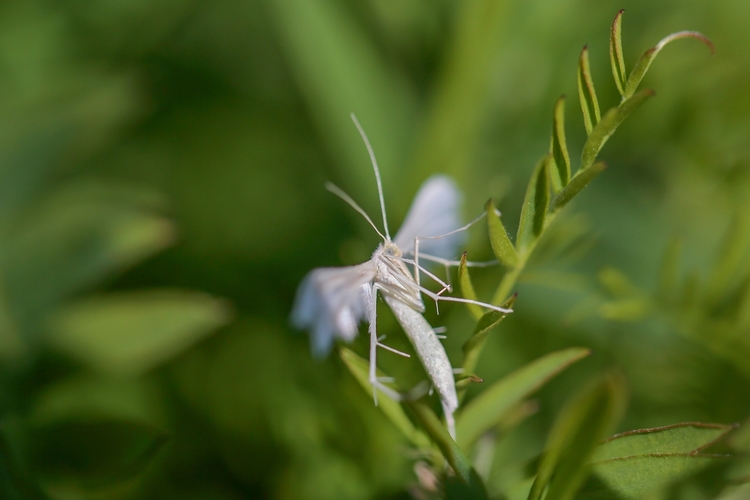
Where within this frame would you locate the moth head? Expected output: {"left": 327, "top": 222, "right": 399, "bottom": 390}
{"left": 383, "top": 242, "right": 402, "bottom": 258}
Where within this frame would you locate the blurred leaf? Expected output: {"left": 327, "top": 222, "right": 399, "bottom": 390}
{"left": 3, "top": 197, "right": 175, "bottom": 328}
{"left": 461, "top": 295, "right": 516, "bottom": 390}
{"left": 551, "top": 162, "right": 606, "bottom": 211}
{"left": 549, "top": 96, "right": 571, "bottom": 193}
{"left": 624, "top": 30, "right": 715, "bottom": 100}
{"left": 528, "top": 374, "right": 627, "bottom": 500}
{"left": 49, "top": 290, "right": 231, "bottom": 375}
{"left": 599, "top": 298, "right": 650, "bottom": 322}
{"left": 577, "top": 46, "right": 601, "bottom": 135}
{"left": 486, "top": 200, "right": 518, "bottom": 268}
{"left": 28, "top": 418, "right": 167, "bottom": 491}
{"left": 459, "top": 252, "right": 483, "bottom": 320}
{"left": 339, "top": 347, "right": 431, "bottom": 449}
{"left": 591, "top": 422, "right": 736, "bottom": 462}
{"left": 456, "top": 348, "right": 591, "bottom": 450}
{"left": 405, "top": 400, "right": 484, "bottom": 495}
{"left": 411, "top": 0, "right": 510, "bottom": 185}
{"left": 706, "top": 212, "right": 750, "bottom": 307}
{"left": 598, "top": 267, "right": 640, "bottom": 298}
{"left": 516, "top": 156, "right": 550, "bottom": 255}
{"left": 266, "top": 0, "right": 415, "bottom": 198}
{"left": 609, "top": 10, "right": 627, "bottom": 96}
{"left": 580, "top": 89, "right": 654, "bottom": 170}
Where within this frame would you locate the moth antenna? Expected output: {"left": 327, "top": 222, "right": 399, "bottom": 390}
{"left": 350, "top": 113, "right": 391, "bottom": 240}
{"left": 326, "top": 182, "right": 386, "bottom": 241}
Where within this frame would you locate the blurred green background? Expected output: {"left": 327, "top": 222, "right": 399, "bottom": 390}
{"left": 0, "top": 0, "right": 748, "bottom": 498}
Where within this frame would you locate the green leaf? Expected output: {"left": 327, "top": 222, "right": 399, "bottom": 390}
{"left": 405, "top": 400, "right": 484, "bottom": 495}
{"left": 48, "top": 290, "right": 231, "bottom": 375}
{"left": 486, "top": 199, "right": 518, "bottom": 267}
{"left": 456, "top": 347, "right": 591, "bottom": 449}
{"left": 516, "top": 156, "right": 550, "bottom": 254}
{"left": 598, "top": 298, "right": 650, "bottom": 322}
{"left": 591, "top": 422, "right": 736, "bottom": 462}
{"left": 528, "top": 374, "right": 627, "bottom": 500}
{"left": 624, "top": 31, "right": 715, "bottom": 100}
{"left": 339, "top": 347, "right": 431, "bottom": 449}
{"left": 706, "top": 212, "right": 750, "bottom": 307}
{"left": 609, "top": 9, "right": 627, "bottom": 96}
{"left": 577, "top": 45, "right": 601, "bottom": 135}
{"left": 581, "top": 89, "right": 654, "bottom": 170}
{"left": 597, "top": 267, "right": 640, "bottom": 298}
{"left": 461, "top": 295, "right": 516, "bottom": 387}
{"left": 551, "top": 162, "right": 606, "bottom": 211}
{"left": 592, "top": 455, "right": 729, "bottom": 499}
{"left": 27, "top": 418, "right": 168, "bottom": 490}
{"left": 549, "top": 96, "right": 571, "bottom": 193}
{"left": 459, "top": 252, "right": 483, "bottom": 320}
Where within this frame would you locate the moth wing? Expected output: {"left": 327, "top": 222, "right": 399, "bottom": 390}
{"left": 291, "top": 262, "right": 375, "bottom": 356}
{"left": 393, "top": 175, "right": 464, "bottom": 259}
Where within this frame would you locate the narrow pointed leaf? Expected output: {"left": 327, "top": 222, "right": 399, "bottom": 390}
{"left": 457, "top": 347, "right": 591, "bottom": 449}
{"left": 339, "top": 348, "right": 431, "bottom": 449}
{"left": 528, "top": 374, "right": 627, "bottom": 500}
{"left": 516, "top": 156, "right": 550, "bottom": 254}
{"left": 610, "top": 9, "right": 627, "bottom": 96}
{"left": 459, "top": 253, "right": 483, "bottom": 320}
{"left": 549, "top": 96, "right": 571, "bottom": 192}
{"left": 461, "top": 295, "right": 516, "bottom": 386}
{"left": 581, "top": 89, "right": 654, "bottom": 169}
{"left": 578, "top": 45, "right": 601, "bottom": 135}
{"left": 405, "top": 400, "right": 484, "bottom": 494}
{"left": 551, "top": 162, "right": 606, "bottom": 210}
{"left": 624, "top": 31, "right": 714, "bottom": 99}
{"left": 591, "top": 422, "right": 736, "bottom": 463}
{"left": 706, "top": 212, "right": 750, "bottom": 305}
{"left": 486, "top": 200, "right": 518, "bottom": 267}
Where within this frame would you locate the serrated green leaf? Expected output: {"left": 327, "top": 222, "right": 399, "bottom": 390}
{"left": 609, "top": 9, "right": 627, "bottom": 96}
{"left": 457, "top": 348, "right": 591, "bottom": 450}
{"left": 486, "top": 200, "right": 518, "bottom": 267}
{"left": 339, "top": 348, "right": 431, "bottom": 449}
{"left": 516, "top": 156, "right": 550, "bottom": 254}
{"left": 405, "top": 400, "right": 484, "bottom": 494}
{"left": 581, "top": 89, "right": 654, "bottom": 169}
{"left": 528, "top": 374, "right": 627, "bottom": 500}
{"left": 624, "top": 31, "right": 715, "bottom": 99}
{"left": 592, "top": 422, "right": 736, "bottom": 462}
{"left": 551, "top": 162, "right": 606, "bottom": 210}
{"left": 592, "top": 454, "right": 729, "bottom": 499}
{"left": 48, "top": 290, "right": 231, "bottom": 375}
{"left": 658, "top": 237, "right": 683, "bottom": 303}
{"left": 459, "top": 253, "right": 483, "bottom": 320}
{"left": 461, "top": 295, "right": 516, "bottom": 387}
{"left": 549, "top": 96, "right": 571, "bottom": 193}
{"left": 578, "top": 45, "right": 601, "bottom": 135}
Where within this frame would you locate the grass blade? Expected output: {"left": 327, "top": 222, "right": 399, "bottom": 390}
{"left": 578, "top": 45, "right": 601, "bottom": 135}
{"left": 549, "top": 96, "right": 571, "bottom": 193}
{"left": 339, "top": 348, "right": 431, "bottom": 449}
{"left": 581, "top": 89, "right": 654, "bottom": 169}
{"left": 456, "top": 348, "right": 591, "bottom": 449}
{"left": 610, "top": 9, "right": 627, "bottom": 96}
{"left": 528, "top": 374, "right": 627, "bottom": 500}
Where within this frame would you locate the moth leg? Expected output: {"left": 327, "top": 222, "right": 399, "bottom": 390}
{"left": 368, "top": 284, "right": 405, "bottom": 405}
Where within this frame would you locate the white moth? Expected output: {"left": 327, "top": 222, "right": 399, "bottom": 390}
{"left": 291, "top": 115, "right": 511, "bottom": 438}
